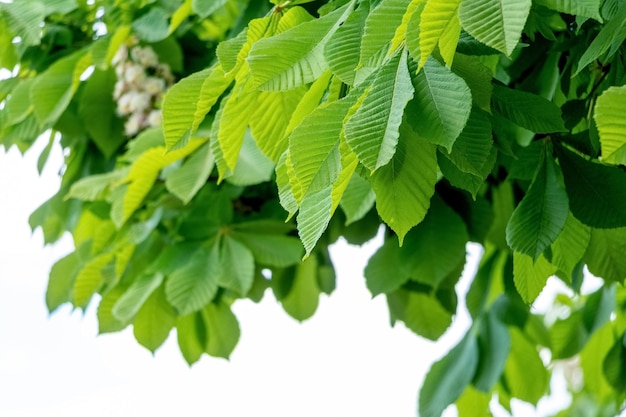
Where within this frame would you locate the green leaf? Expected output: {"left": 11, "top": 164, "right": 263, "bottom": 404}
{"left": 550, "top": 310, "right": 588, "bottom": 359}
{"left": 534, "top": 0, "right": 602, "bottom": 21}
{"left": 456, "top": 386, "right": 491, "bottom": 417}
{"left": 408, "top": 57, "right": 472, "bottom": 152}
{"left": 165, "top": 245, "right": 219, "bottom": 315}
{"left": 371, "top": 121, "right": 437, "bottom": 243}
{"left": 280, "top": 255, "right": 321, "bottom": 321}
{"left": 31, "top": 50, "right": 91, "bottom": 127}
{"left": 112, "top": 273, "right": 164, "bottom": 322}
{"left": 231, "top": 230, "right": 303, "bottom": 268}
{"left": 247, "top": 5, "right": 352, "bottom": 91}
{"left": 503, "top": 328, "right": 549, "bottom": 404}
{"left": 400, "top": 197, "right": 469, "bottom": 288}
{"left": 550, "top": 212, "right": 590, "bottom": 277}
{"left": 4, "top": 78, "right": 35, "bottom": 126}
{"left": 133, "top": 285, "right": 177, "bottom": 353}
{"left": 202, "top": 300, "right": 240, "bottom": 359}
{"left": 585, "top": 227, "right": 626, "bottom": 283}
{"left": 97, "top": 287, "right": 129, "bottom": 334}
{"left": 473, "top": 310, "right": 511, "bottom": 392}
{"left": 513, "top": 251, "right": 557, "bottom": 303}
{"left": 450, "top": 54, "right": 493, "bottom": 112}
{"left": 73, "top": 252, "right": 115, "bottom": 309}
{"left": 387, "top": 288, "right": 454, "bottom": 340}
{"left": 419, "top": 0, "right": 462, "bottom": 67}
{"left": 344, "top": 49, "right": 414, "bottom": 171}
{"left": 132, "top": 7, "right": 169, "bottom": 43}
{"left": 192, "top": 0, "right": 228, "bottom": 18}
{"left": 1, "top": 1, "right": 45, "bottom": 46}
{"left": 176, "top": 313, "right": 206, "bottom": 365}
{"left": 576, "top": 3, "right": 626, "bottom": 74}
{"left": 594, "top": 85, "right": 626, "bottom": 165}
{"left": 46, "top": 251, "right": 80, "bottom": 313}
{"left": 506, "top": 145, "right": 569, "bottom": 260}
{"left": 603, "top": 332, "right": 626, "bottom": 391}
{"left": 165, "top": 143, "right": 215, "bottom": 204}
{"left": 419, "top": 333, "right": 479, "bottom": 417}
{"left": 339, "top": 174, "right": 375, "bottom": 225}
{"left": 78, "top": 68, "right": 125, "bottom": 158}
{"left": 491, "top": 84, "right": 566, "bottom": 133}
{"left": 227, "top": 132, "right": 275, "bottom": 187}
{"left": 359, "top": 0, "right": 407, "bottom": 67}
{"left": 364, "top": 237, "right": 408, "bottom": 296}
{"left": 216, "top": 236, "right": 255, "bottom": 296}
{"left": 324, "top": 0, "right": 369, "bottom": 85}
{"left": 444, "top": 107, "right": 493, "bottom": 176}
{"left": 556, "top": 144, "right": 626, "bottom": 228}
{"left": 66, "top": 170, "right": 128, "bottom": 202}
{"left": 162, "top": 65, "right": 232, "bottom": 151}
{"left": 296, "top": 186, "right": 334, "bottom": 255}
{"left": 458, "top": 0, "right": 532, "bottom": 56}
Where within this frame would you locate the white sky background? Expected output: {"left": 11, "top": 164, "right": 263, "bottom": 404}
{"left": 0, "top": 138, "right": 573, "bottom": 416}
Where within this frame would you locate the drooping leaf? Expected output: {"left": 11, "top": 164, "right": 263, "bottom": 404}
{"left": 585, "top": 227, "right": 626, "bottom": 283}
{"left": 594, "top": 85, "right": 626, "bottom": 165}
{"left": 176, "top": 313, "right": 206, "bottom": 365}
{"left": 387, "top": 288, "right": 454, "bottom": 340}
{"left": 534, "top": 0, "right": 602, "bottom": 21}
{"left": 550, "top": 212, "right": 590, "bottom": 277}
{"left": 407, "top": 57, "right": 472, "bottom": 152}
{"left": 112, "top": 273, "right": 164, "bottom": 322}
{"left": 279, "top": 255, "right": 321, "bottom": 321}
{"left": 165, "top": 143, "right": 214, "bottom": 204}
{"left": 202, "top": 300, "right": 240, "bottom": 359}
{"left": 344, "top": 49, "right": 414, "bottom": 171}
{"left": 512, "top": 251, "right": 557, "bottom": 303}
{"left": 73, "top": 252, "right": 115, "bottom": 309}
{"left": 444, "top": 107, "right": 493, "bottom": 176}
{"left": 162, "top": 65, "right": 232, "bottom": 151}
{"left": 364, "top": 237, "right": 408, "bottom": 296}
{"left": 473, "top": 310, "right": 511, "bottom": 392}
{"left": 506, "top": 144, "right": 569, "bottom": 260}
{"left": 370, "top": 120, "right": 438, "bottom": 243}
{"left": 133, "top": 284, "right": 177, "bottom": 353}
{"left": 419, "top": 0, "right": 462, "bottom": 68}
{"left": 216, "top": 236, "right": 255, "bottom": 296}
{"left": 556, "top": 144, "right": 626, "bottom": 228}
{"left": 455, "top": 386, "right": 491, "bottom": 417}
{"left": 502, "top": 328, "right": 549, "bottom": 404}
{"left": 458, "top": 0, "right": 532, "bottom": 56}
{"left": 491, "top": 84, "right": 566, "bottom": 134}
{"left": 46, "top": 251, "right": 80, "bottom": 313}
{"left": 339, "top": 174, "right": 376, "bottom": 225}
{"left": 419, "top": 333, "right": 479, "bottom": 417}
{"left": 247, "top": 5, "right": 352, "bottom": 91}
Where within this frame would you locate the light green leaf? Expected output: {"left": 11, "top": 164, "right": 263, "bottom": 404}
{"left": 1, "top": 1, "right": 45, "bottom": 46}
{"left": 345, "top": 49, "right": 414, "bottom": 171}
{"left": 216, "top": 236, "right": 255, "bottom": 296}
{"left": 550, "top": 212, "right": 590, "bottom": 277}
{"left": 31, "top": 50, "right": 91, "bottom": 127}
{"left": 176, "top": 313, "right": 206, "bottom": 365}
{"left": 585, "top": 227, "right": 626, "bottom": 283}
{"left": 215, "top": 89, "right": 255, "bottom": 175}
{"left": 276, "top": 152, "right": 299, "bottom": 217}
{"left": 73, "top": 252, "right": 115, "bottom": 309}
{"left": 324, "top": 1, "right": 369, "bottom": 85}
{"left": 535, "top": 0, "right": 602, "bottom": 21}
{"left": 594, "top": 85, "right": 626, "bottom": 165}
{"left": 359, "top": 0, "right": 407, "bottom": 66}
{"left": 132, "top": 7, "right": 169, "bottom": 43}
{"left": 133, "top": 285, "right": 177, "bottom": 353}
{"left": 491, "top": 84, "right": 566, "bottom": 133}
{"left": 556, "top": 144, "right": 626, "bottom": 228}
{"left": 371, "top": 120, "right": 437, "bottom": 243}
{"left": 513, "top": 251, "right": 557, "bottom": 303}
{"left": 503, "top": 328, "right": 549, "bottom": 404}
{"left": 227, "top": 131, "right": 276, "bottom": 186}
{"left": 97, "top": 287, "right": 128, "bottom": 334}
{"left": 506, "top": 145, "right": 568, "bottom": 260}
{"left": 4, "top": 78, "right": 35, "bottom": 126}
{"left": 339, "top": 174, "right": 376, "bottom": 225}
{"left": 202, "top": 300, "right": 241, "bottom": 359}
{"left": 280, "top": 255, "right": 321, "bottom": 321}
{"left": 419, "top": 0, "right": 462, "bottom": 67}
{"left": 165, "top": 143, "right": 214, "bottom": 204}
{"left": 456, "top": 386, "right": 491, "bottom": 417}
{"left": 390, "top": 287, "right": 454, "bottom": 340}
{"left": 66, "top": 169, "right": 128, "bottom": 202}
{"left": 46, "top": 251, "right": 80, "bottom": 313}
{"left": 364, "top": 237, "right": 408, "bottom": 296}
{"left": 192, "top": 0, "right": 228, "bottom": 17}
{"left": 43, "top": 0, "right": 78, "bottom": 15}
{"left": 112, "top": 273, "right": 164, "bottom": 322}
{"left": 247, "top": 4, "right": 352, "bottom": 91}
{"left": 296, "top": 186, "right": 334, "bottom": 255}
{"left": 459, "top": 0, "right": 532, "bottom": 56}
{"left": 419, "top": 333, "right": 479, "bottom": 417}
{"left": 408, "top": 57, "right": 472, "bottom": 152}
{"left": 165, "top": 245, "right": 219, "bottom": 315}
{"left": 162, "top": 65, "right": 232, "bottom": 151}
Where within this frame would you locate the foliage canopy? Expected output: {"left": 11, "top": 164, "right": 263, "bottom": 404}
{"left": 3, "top": 0, "right": 626, "bottom": 415}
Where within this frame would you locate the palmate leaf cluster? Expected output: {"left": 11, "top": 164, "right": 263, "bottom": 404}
{"left": 4, "top": 0, "right": 626, "bottom": 415}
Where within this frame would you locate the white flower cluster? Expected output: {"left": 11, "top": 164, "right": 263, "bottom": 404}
{"left": 112, "top": 40, "right": 174, "bottom": 137}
